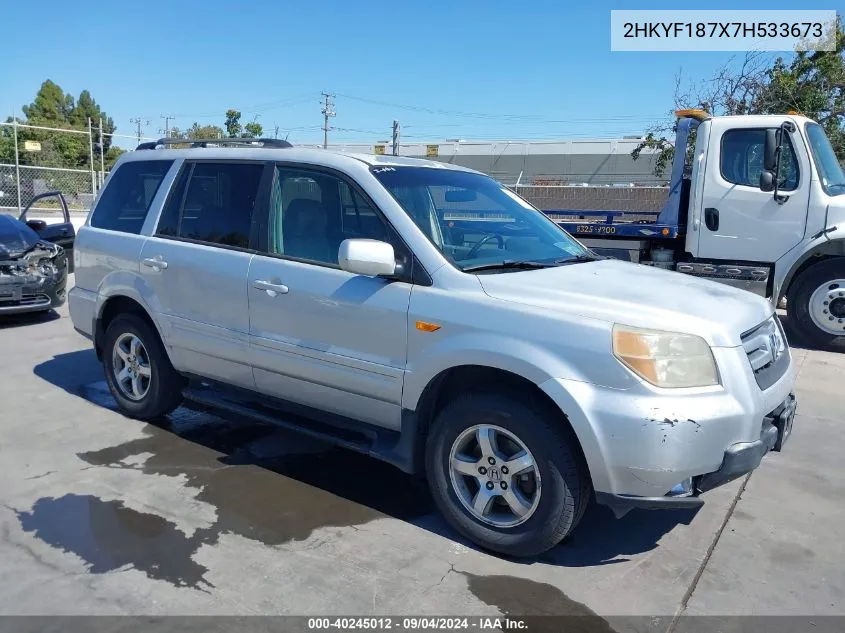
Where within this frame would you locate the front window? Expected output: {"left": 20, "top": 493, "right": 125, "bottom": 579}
{"left": 806, "top": 123, "right": 845, "bottom": 196}
{"left": 371, "top": 167, "right": 589, "bottom": 272}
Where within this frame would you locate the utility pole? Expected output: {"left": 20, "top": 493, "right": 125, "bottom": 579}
{"left": 392, "top": 120, "right": 400, "bottom": 156}
{"left": 321, "top": 92, "right": 335, "bottom": 149}
{"left": 98, "top": 117, "right": 105, "bottom": 188}
{"left": 130, "top": 117, "right": 150, "bottom": 143}
{"left": 160, "top": 114, "right": 174, "bottom": 138}
{"left": 273, "top": 124, "right": 280, "bottom": 139}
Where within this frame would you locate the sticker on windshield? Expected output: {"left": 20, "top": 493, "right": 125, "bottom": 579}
{"left": 500, "top": 187, "right": 536, "bottom": 210}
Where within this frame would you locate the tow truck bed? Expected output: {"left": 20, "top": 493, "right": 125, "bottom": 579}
{"left": 547, "top": 209, "right": 682, "bottom": 241}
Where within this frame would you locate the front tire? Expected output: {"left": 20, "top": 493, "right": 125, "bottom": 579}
{"left": 102, "top": 313, "right": 184, "bottom": 419}
{"left": 787, "top": 259, "right": 845, "bottom": 351}
{"left": 425, "top": 392, "right": 589, "bottom": 557}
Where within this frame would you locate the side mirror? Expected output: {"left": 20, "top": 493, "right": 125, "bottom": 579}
{"left": 338, "top": 239, "right": 397, "bottom": 277}
{"left": 25, "top": 219, "right": 48, "bottom": 233}
{"left": 759, "top": 171, "right": 775, "bottom": 192}
{"left": 763, "top": 128, "right": 779, "bottom": 172}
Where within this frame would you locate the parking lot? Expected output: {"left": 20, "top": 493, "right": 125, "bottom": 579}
{"left": 1, "top": 280, "right": 843, "bottom": 629}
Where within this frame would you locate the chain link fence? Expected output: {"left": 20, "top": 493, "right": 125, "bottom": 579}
{"left": 0, "top": 120, "right": 153, "bottom": 214}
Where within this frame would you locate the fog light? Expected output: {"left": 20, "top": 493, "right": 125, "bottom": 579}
{"left": 668, "top": 477, "right": 693, "bottom": 497}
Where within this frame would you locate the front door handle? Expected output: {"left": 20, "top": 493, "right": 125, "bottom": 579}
{"left": 704, "top": 208, "right": 720, "bottom": 232}
{"left": 142, "top": 256, "right": 168, "bottom": 270}
{"left": 253, "top": 279, "right": 289, "bottom": 296}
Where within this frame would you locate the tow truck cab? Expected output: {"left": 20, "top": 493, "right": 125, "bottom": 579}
{"left": 557, "top": 109, "right": 845, "bottom": 350}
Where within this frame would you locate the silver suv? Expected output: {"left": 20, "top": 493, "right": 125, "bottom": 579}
{"left": 69, "top": 138, "right": 797, "bottom": 556}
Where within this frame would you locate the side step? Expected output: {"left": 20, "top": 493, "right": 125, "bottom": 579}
{"left": 180, "top": 385, "right": 421, "bottom": 474}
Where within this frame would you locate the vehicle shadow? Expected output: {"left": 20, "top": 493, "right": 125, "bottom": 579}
{"left": 33, "top": 348, "right": 695, "bottom": 567}
{"left": 0, "top": 309, "right": 61, "bottom": 329}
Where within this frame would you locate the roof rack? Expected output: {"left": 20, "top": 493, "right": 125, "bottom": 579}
{"left": 136, "top": 137, "right": 293, "bottom": 150}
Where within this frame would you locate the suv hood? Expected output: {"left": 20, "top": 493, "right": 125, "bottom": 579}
{"left": 477, "top": 259, "right": 774, "bottom": 347}
{"left": 0, "top": 214, "right": 40, "bottom": 260}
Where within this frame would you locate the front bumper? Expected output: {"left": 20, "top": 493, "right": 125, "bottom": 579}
{"left": 0, "top": 274, "right": 67, "bottom": 314}
{"left": 597, "top": 393, "right": 797, "bottom": 516}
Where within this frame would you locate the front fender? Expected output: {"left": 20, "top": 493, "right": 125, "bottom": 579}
{"left": 402, "top": 331, "right": 585, "bottom": 411}
{"left": 402, "top": 333, "right": 615, "bottom": 494}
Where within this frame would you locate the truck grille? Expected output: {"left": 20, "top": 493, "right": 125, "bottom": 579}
{"left": 741, "top": 317, "right": 790, "bottom": 390}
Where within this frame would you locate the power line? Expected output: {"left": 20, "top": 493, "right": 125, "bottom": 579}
{"left": 321, "top": 92, "right": 336, "bottom": 149}
{"left": 336, "top": 92, "right": 664, "bottom": 126}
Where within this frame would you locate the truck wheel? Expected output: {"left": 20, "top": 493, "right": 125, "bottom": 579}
{"left": 102, "top": 313, "right": 184, "bottom": 419}
{"left": 425, "top": 392, "right": 588, "bottom": 557}
{"left": 787, "top": 259, "right": 845, "bottom": 351}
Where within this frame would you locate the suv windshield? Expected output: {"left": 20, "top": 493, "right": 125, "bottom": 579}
{"left": 371, "top": 166, "right": 589, "bottom": 271}
{"left": 806, "top": 123, "right": 845, "bottom": 195}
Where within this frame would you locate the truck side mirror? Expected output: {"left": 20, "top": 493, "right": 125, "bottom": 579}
{"left": 763, "top": 129, "right": 778, "bottom": 171}
{"left": 759, "top": 170, "right": 775, "bottom": 192}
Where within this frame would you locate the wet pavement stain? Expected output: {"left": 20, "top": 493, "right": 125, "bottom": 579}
{"left": 16, "top": 494, "right": 212, "bottom": 590}
{"left": 27, "top": 381, "right": 436, "bottom": 587}
{"left": 462, "top": 572, "right": 616, "bottom": 632}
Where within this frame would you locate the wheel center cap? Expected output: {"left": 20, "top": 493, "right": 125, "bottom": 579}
{"left": 830, "top": 297, "right": 845, "bottom": 318}
{"left": 488, "top": 467, "right": 501, "bottom": 482}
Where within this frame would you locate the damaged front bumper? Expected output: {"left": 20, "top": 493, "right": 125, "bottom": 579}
{"left": 596, "top": 393, "right": 797, "bottom": 517}
{"left": 0, "top": 242, "right": 68, "bottom": 314}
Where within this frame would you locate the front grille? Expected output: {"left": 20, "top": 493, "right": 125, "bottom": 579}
{"left": 0, "top": 290, "right": 51, "bottom": 309}
{"left": 741, "top": 317, "right": 790, "bottom": 390}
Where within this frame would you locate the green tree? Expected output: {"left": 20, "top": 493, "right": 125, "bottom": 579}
{"left": 758, "top": 24, "right": 845, "bottom": 158}
{"left": 187, "top": 123, "right": 225, "bottom": 139}
{"left": 224, "top": 109, "right": 242, "bottom": 137}
{"left": 22, "top": 80, "right": 74, "bottom": 123}
{"left": 71, "top": 89, "right": 116, "bottom": 156}
{"left": 244, "top": 121, "right": 263, "bottom": 138}
{"left": 11, "top": 80, "right": 122, "bottom": 169}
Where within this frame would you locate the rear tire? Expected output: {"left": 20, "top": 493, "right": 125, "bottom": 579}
{"left": 102, "top": 313, "right": 184, "bottom": 419}
{"left": 425, "top": 392, "right": 589, "bottom": 557}
{"left": 787, "top": 259, "right": 845, "bottom": 351}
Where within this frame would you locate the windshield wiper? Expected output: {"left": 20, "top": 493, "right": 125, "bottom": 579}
{"left": 553, "top": 253, "right": 602, "bottom": 264}
{"left": 462, "top": 260, "right": 556, "bottom": 273}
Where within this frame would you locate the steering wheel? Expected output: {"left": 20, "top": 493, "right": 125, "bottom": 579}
{"left": 467, "top": 233, "right": 505, "bottom": 259}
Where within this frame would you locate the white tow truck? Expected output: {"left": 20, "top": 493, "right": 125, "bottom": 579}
{"left": 545, "top": 109, "right": 845, "bottom": 350}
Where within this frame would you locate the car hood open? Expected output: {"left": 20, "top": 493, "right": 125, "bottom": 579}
{"left": 476, "top": 258, "right": 774, "bottom": 347}
{"left": 0, "top": 214, "right": 40, "bottom": 260}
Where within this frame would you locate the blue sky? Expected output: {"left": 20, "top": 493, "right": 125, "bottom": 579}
{"left": 1, "top": 0, "right": 820, "bottom": 148}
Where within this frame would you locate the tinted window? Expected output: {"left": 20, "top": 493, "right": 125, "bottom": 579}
{"left": 267, "top": 167, "right": 389, "bottom": 266}
{"left": 721, "top": 129, "right": 798, "bottom": 190}
{"left": 90, "top": 160, "right": 172, "bottom": 234}
{"left": 157, "top": 162, "right": 264, "bottom": 248}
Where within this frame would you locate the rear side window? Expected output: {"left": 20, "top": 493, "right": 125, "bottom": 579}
{"left": 156, "top": 162, "right": 265, "bottom": 249}
{"left": 90, "top": 160, "right": 172, "bottom": 234}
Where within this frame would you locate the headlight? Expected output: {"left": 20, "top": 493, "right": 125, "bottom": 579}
{"left": 612, "top": 324, "right": 719, "bottom": 388}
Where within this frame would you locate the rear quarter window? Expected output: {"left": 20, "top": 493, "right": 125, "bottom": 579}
{"left": 90, "top": 160, "right": 173, "bottom": 234}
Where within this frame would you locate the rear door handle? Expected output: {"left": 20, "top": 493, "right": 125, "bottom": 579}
{"left": 142, "top": 256, "right": 168, "bottom": 270}
{"left": 253, "top": 279, "right": 289, "bottom": 296}
{"left": 704, "top": 208, "right": 720, "bottom": 232}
